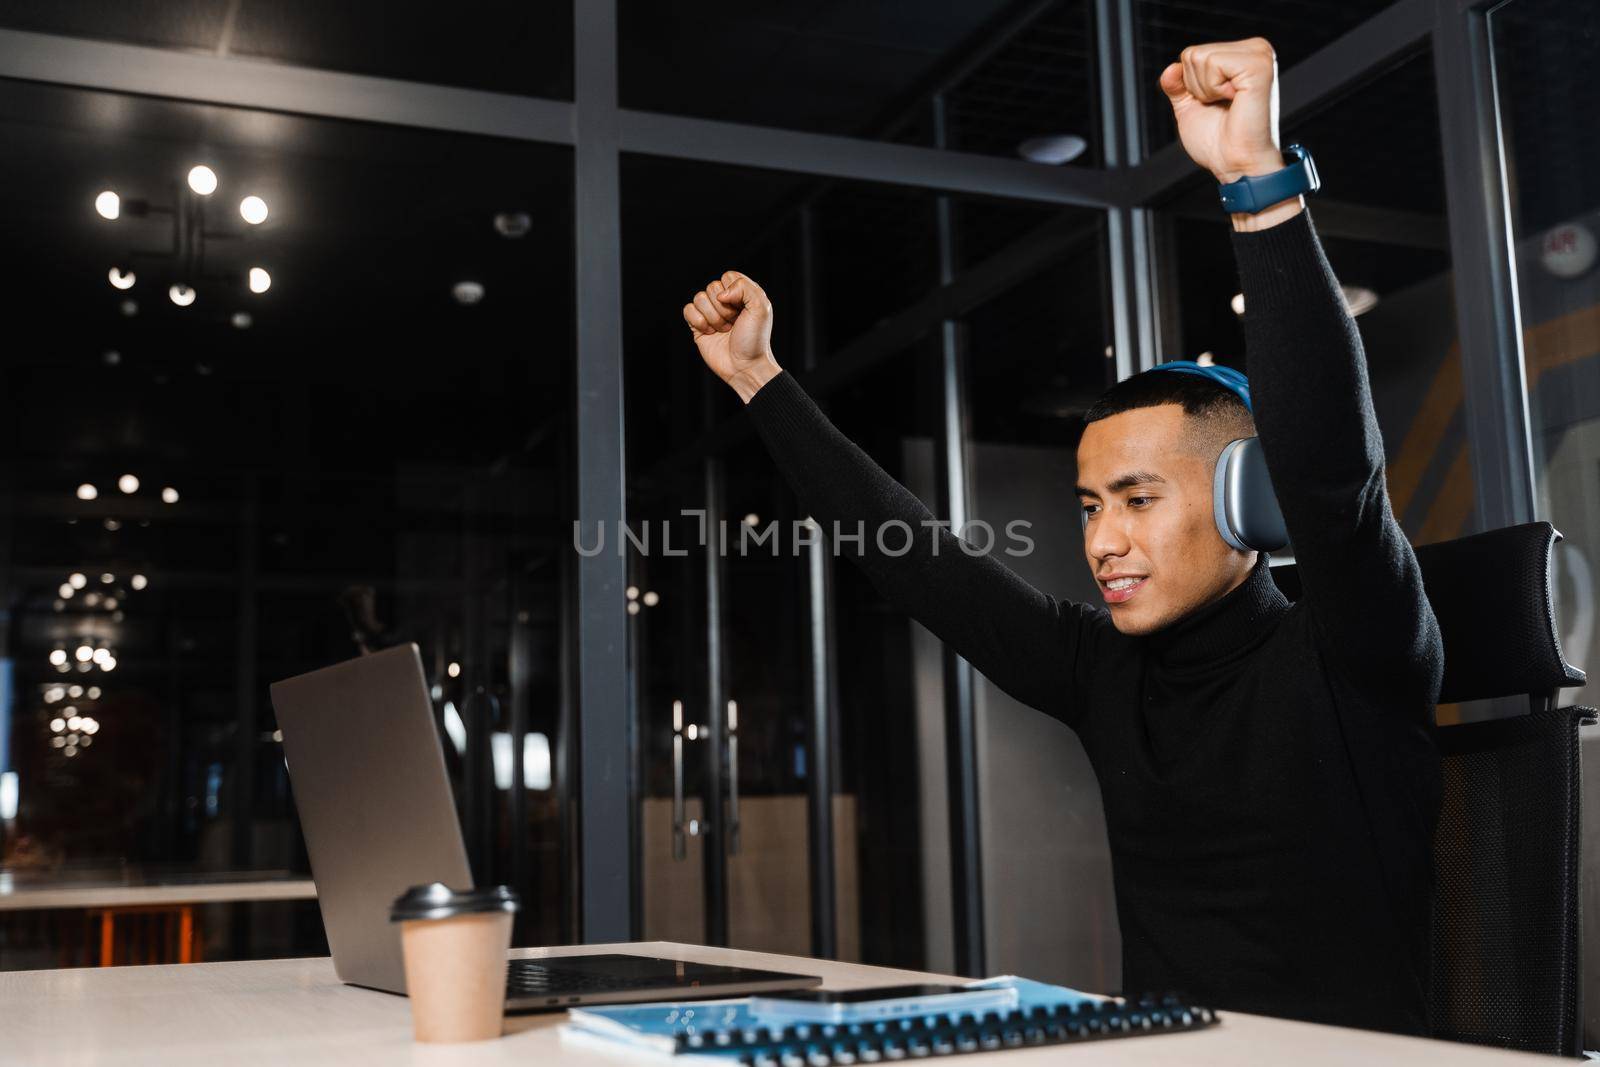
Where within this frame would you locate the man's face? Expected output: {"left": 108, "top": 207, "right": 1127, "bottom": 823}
{"left": 1076, "top": 404, "right": 1255, "bottom": 635}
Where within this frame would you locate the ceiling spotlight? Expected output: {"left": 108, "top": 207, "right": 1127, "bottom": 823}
{"left": 119, "top": 299, "right": 138, "bottom": 317}
{"left": 49, "top": 650, "right": 67, "bottom": 666}
{"left": 231, "top": 312, "right": 252, "bottom": 329}
{"left": 74, "top": 645, "right": 93, "bottom": 663}
{"left": 447, "top": 662, "right": 461, "bottom": 678}
{"left": 1017, "top": 134, "right": 1089, "bottom": 165}
{"left": 642, "top": 590, "right": 660, "bottom": 607}
{"left": 100, "top": 572, "right": 115, "bottom": 584}
{"left": 248, "top": 267, "right": 271, "bottom": 294}
{"left": 92, "top": 648, "right": 111, "bottom": 665}
{"left": 100, "top": 656, "right": 117, "bottom": 672}
{"left": 69, "top": 573, "right": 87, "bottom": 589}
{"left": 76, "top": 484, "right": 98, "bottom": 501}
{"left": 103, "top": 518, "right": 121, "bottom": 532}
{"left": 82, "top": 718, "right": 99, "bottom": 735}
{"left": 68, "top": 687, "right": 82, "bottom": 698}
{"left": 108, "top": 267, "right": 136, "bottom": 290}
{"left": 66, "top": 716, "right": 83, "bottom": 731}
{"left": 1231, "top": 292, "right": 1246, "bottom": 316}
{"left": 104, "top": 598, "right": 118, "bottom": 610}
{"left": 169, "top": 284, "right": 196, "bottom": 307}
{"left": 95, "top": 190, "right": 120, "bottom": 220}
{"left": 103, "top": 350, "right": 122, "bottom": 366}
{"left": 1196, "top": 352, "right": 1216, "bottom": 367}
{"left": 1341, "top": 284, "right": 1379, "bottom": 317}
{"left": 50, "top": 718, "right": 65, "bottom": 733}
{"left": 187, "top": 165, "right": 218, "bottom": 196}
{"left": 87, "top": 687, "right": 100, "bottom": 699}
{"left": 162, "top": 487, "right": 179, "bottom": 504}
{"left": 239, "top": 195, "right": 268, "bottom": 225}
{"left": 118, "top": 474, "right": 139, "bottom": 494}
{"left": 493, "top": 212, "right": 532, "bottom": 238}
{"left": 452, "top": 280, "right": 485, "bottom": 305}
{"left": 626, "top": 601, "right": 640, "bottom": 616}
{"left": 58, "top": 583, "right": 74, "bottom": 599}
{"left": 131, "top": 574, "right": 148, "bottom": 591}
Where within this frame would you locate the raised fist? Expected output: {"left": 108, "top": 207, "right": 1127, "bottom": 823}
{"left": 1158, "top": 38, "right": 1286, "bottom": 184}
{"left": 683, "top": 271, "right": 783, "bottom": 402}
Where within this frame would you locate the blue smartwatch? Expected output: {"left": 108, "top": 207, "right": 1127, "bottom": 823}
{"left": 1217, "top": 143, "right": 1319, "bottom": 214}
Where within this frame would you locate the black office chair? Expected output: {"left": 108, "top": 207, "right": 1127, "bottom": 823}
{"left": 1271, "top": 520, "right": 1591, "bottom": 1057}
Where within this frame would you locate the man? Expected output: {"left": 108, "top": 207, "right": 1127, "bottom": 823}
{"left": 682, "top": 39, "right": 1442, "bottom": 1037}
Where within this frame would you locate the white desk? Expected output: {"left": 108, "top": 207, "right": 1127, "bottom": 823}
{"left": 0, "top": 873, "right": 316, "bottom": 911}
{"left": 0, "top": 941, "right": 1558, "bottom": 1066}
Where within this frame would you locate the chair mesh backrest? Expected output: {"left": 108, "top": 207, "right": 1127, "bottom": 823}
{"left": 1429, "top": 704, "right": 1589, "bottom": 1057}
{"left": 1271, "top": 521, "right": 1589, "bottom": 1054}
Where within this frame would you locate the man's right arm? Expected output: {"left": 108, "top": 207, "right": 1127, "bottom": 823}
{"left": 682, "top": 271, "right": 1106, "bottom": 727}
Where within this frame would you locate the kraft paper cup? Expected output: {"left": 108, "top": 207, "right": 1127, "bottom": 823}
{"left": 391, "top": 883, "right": 518, "bottom": 1043}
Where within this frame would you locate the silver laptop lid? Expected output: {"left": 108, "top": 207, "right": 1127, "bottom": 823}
{"left": 270, "top": 643, "right": 472, "bottom": 993}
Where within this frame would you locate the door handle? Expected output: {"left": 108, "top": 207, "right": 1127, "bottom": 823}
{"left": 670, "top": 700, "right": 706, "bottom": 861}
{"left": 726, "top": 700, "right": 741, "bottom": 856}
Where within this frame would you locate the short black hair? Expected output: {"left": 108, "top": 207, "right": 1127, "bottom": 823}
{"left": 1084, "top": 367, "right": 1248, "bottom": 423}
{"left": 1082, "top": 368, "right": 1256, "bottom": 455}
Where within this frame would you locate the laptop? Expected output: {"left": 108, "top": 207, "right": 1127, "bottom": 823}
{"left": 269, "top": 643, "right": 821, "bottom": 1009}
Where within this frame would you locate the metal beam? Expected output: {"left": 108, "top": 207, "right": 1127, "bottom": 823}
{"left": 1097, "top": 0, "right": 1158, "bottom": 377}
{"left": 931, "top": 94, "right": 985, "bottom": 979}
{"left": 573, "top": 0, "right": 634, "bottom": 944}
{"left": 617, "top": 110, "right": 1117, "bottom": 208}
{"left": 0, "top": 27, "right": 575, "bottom": 143}
{"left": 1432, "top": 0, "right": 1536, "bottom": 530}
{"left": 1129, "top": 0, "right": 1435, "bottom": 205}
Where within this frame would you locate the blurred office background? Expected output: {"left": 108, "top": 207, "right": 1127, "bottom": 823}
{"left": 0, "top": 0, "right": 1594, "bottom": 1040}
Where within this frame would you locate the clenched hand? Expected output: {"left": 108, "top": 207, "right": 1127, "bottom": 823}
{"left": 683, "top": 271, "right": 784, "bottom": 403}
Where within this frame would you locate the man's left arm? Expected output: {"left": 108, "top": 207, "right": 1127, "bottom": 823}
{"left": 1162, "top": 39, "right": 1444, "bottom": 708}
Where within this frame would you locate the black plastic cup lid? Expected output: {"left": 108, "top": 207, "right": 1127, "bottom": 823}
{"left": 390, "top": 882, "right": 519, "bottom": 922}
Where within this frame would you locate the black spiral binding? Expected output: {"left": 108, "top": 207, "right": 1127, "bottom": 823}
{"left": 671, "top": 995, "right": 1220, "bottom": 1065}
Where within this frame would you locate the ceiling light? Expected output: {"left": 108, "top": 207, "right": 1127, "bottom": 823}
{"left": 87, "top": 687, "right": 101, "bottom": 699}
{"left": 58, "top": 584, "right": 74, "bottom": 599}
{"left": 1196, "top": 352, "right": 1215, "bottom": 367}
{"left": 131, "top": 574, "right": 148, "bottom": 591}
{"left": 625, "top": 586, "right": 638, "bottom": 600}
{"left": 92, "top": 648, "right": 111, "bottom": 665}
{"left": 187, "top": 165, "right": 218, "bottom": 196}
{"left": 95, "top": 190, "right": 120, "bottom": 220}
{"left": 1341, "top": 284, "right": 1379, "bottom": 317}
{"left": 1017, "top": 134, "right": 1089, "bottom": 165}
{"left": 447, "top": 662, "right": 461, "bottom": 678}
{"left": 626, "top": 601, "right": 640, "bottom": 615}
{"left": 162, "top": 487, "right": 179, "bottom": 504}
{"left": 119, "top": 299, "right": 138, "bottom": 317}
{"left": 1231, "top": 292, "right": 1246, "bottom": 316}
{"left": 248, "top": 267, "right": 271, "bottom": 294}
{"left": 100, "top": 572, "right": 115, "bottom": 584}
{"left": 66, "top": 716, "right": 82, "bottom": 731}
{"left": 82, "top": 718, "right": 99, "bottom": 735}
{"left": 68, "top": 687, "right": 82, "bottom": 698}
{"left": 100, "top": 656, "right": 117, "bottom": 672}
{"left": 49, "top": 650, "right": 67, "bottom": 666}
{"left": 169, "top": 284, "right": 196, "bottom": 307}
{"left": 50, "top": 718, "right": 65, "bottom": 733}
{"left": 239, "top": 195, "right": 268, "bottom": 224}
{"left": 118, "top": 474, "right": 139, "bottom": 494}
{"left": 103, "top": 519, "right": 121, "bottom": 532}
{"left": 742, "top": 514, "right": 760, "bottom": 526}
{"left": 452, "top": 280, "right": 485, "bottom": 305}
{"left": 231, "top": 312, "right": 252, "bottom": 329}
{"left": 103, "top": 350, "right": 122, "bottom": 366}
{"left": 493, "top": 212, "right": 531, "bottom": 238}
{"left": 69, "top": 573, "right": 87, "bottom": 589}
{"left": 46, "top": 688, "right": 64, "bottom": 702}
{"left": 76, "top": 484, "right": 97, "bottom": 501}
{"left": 104, "top": 598, "right": 118, "bottom": 610}
{"left": 75, "top": 645, "right": 93, "bottom": 663}
{"left": 642, "top": 591, "right": 660, "bottom": 607}
{"left": 108, "top": 267, "right": 136, "bottom": 290}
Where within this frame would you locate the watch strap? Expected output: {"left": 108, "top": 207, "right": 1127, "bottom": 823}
{"left": 1217, "top": 143, "right": 1320, "bottom": 214}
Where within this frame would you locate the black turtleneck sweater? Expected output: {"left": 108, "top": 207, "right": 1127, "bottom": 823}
{"left": 743, "top": 206, "right": 1444, "bottom": 1036}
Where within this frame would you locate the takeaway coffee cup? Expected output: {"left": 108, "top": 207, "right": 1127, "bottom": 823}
{"left": 390, "top": 882, "right": 519, "bottom": 1043}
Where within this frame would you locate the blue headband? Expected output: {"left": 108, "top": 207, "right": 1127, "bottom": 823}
{"left": 1148, "top": 360, "right": 1252, "bottom": 412}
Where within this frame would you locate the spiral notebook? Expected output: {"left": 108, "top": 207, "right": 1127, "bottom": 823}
{"left": 560, "top": 976, "right": 1220, "bottom": 1063}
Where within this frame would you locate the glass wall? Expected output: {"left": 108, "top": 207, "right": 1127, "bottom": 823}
{"left": 1490, "top": 0, "right": 1600, "bottom": 711}
{"left": 0, "top": 80, "right": 574, "bottom": 966}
